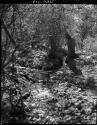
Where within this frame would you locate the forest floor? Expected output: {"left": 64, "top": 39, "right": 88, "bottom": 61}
{"left": 1, "top": 50, "right": 97, "bottom": 124}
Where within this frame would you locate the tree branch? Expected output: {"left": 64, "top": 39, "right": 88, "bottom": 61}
{"left": 1, "top": 18, "right": 16, "bottom": 46}
{"left": 1, "top": 18, "right": 19, "bottom": 68}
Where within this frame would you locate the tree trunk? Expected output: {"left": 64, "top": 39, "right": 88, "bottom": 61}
{"left": 65, "top": 33, "right": 81, "bottom": 74}
{"left": 65, "top": 33, "right": 76, "bottom": 57}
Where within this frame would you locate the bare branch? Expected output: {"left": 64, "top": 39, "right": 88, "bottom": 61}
{"left": 1, "top": 18, "right": 16, "bottom": 46}
{"left": 3, "top": 45, "right": 19, "bottom": 68}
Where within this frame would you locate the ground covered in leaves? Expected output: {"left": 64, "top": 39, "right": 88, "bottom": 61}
{"left": 1, "top": 50, "right": 97, "bottom": 124}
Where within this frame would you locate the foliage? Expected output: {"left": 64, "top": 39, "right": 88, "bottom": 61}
{"left": 1, "top": 4, "right": 97, "bottom": 124}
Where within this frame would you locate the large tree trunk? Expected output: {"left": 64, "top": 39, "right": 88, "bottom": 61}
{"left": 65, "top": 33, "right": 76, "bottom": 57}
{"left": 65, "top": 33, "right": 81, "bottom": 74}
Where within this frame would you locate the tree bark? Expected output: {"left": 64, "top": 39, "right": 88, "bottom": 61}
{"left": 65, "top": 33, "right": 76, "bottom": 57}
{"left": 65, "top": 33, "right": 81, "bottom": 74}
